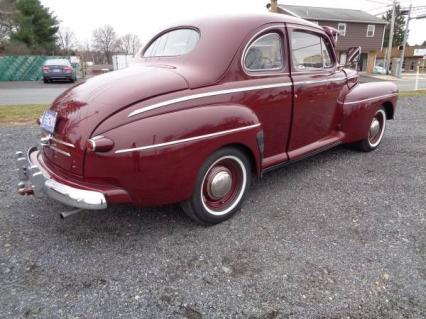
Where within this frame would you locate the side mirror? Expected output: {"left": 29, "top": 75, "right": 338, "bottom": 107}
{"left": 344, "top": 46, "right": 361, "bottom": 69}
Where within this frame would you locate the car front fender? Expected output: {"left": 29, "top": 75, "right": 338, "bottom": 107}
{"left": 341, "top": 81, "right": 398, "bottom": 143}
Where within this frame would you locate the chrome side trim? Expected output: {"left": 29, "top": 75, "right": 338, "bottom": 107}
{"left": 43, "top": 144, "right": 71, "bottom": 157}
{"left": 293, "top": 77, "right": 346, "bottom": 86}
{"left": 128, "top": 77, "right": 348, "bottom": 118}
{"left": 115, "top": 123, "right": 261, "bottom": 154}
{"left": 128, "top": 83, "right": 292, "bottom": 117}
{"left": 51, "top": 136, "right": 75, "bottom": 148}
{"left": 340, "top": 93, "right": 398, "bottom": 105}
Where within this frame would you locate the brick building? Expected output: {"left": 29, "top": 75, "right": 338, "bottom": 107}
{"left": 278, "top": 4, "right": 387, "bottom": 73}
{"left": 376, "top": 46, "right": 426, "bottom": 72}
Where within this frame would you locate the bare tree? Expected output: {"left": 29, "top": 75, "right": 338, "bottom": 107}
{"left": 0, "top": 14, "right": 13, "bottom": 43}
{"left": 117, "top": 33, "right": 141, "bottom": 55}
{"left": 57, "top": 27, "right": 76, "bottom": 55}
{"left": 0, "top": 0, "right": 16, "bottom": 44}
{"left": 92, "top": 25, "right": 117, "bottom": 64}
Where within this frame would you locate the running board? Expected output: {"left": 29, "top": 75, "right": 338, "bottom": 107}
{"left": 262, "top": 133, "right": 344, "bottom": 175}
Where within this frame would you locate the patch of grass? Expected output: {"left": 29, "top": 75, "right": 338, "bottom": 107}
{"left": 0, "top": 104, "right": 47, "bottom": 124}
{"left": 0, "top": 89, "right": 424, "bottom": 124}
{"left": 400, "top": 90, "right": 426, "bottom": 97}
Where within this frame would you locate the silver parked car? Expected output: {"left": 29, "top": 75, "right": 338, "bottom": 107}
{"left": 42, "top": 59, "right": 77, "bottom": 83}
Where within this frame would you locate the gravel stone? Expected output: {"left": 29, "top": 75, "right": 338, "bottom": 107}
{"left": 0, "top": 97, "right": 425, "bottom": 318}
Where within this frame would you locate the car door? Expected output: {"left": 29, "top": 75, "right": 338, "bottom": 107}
{"left": 239, "top": 25, "right": 293, "bottom": 169}
{"left": 287, "top": 26, "right": 347, "bottom": 159}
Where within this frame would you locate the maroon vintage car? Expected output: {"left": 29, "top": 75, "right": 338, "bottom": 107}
{"left": 16, "top": 14, "right": 398, "bottom": 224}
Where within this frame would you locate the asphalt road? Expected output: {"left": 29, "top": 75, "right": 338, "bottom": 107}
{"left": 359, "top": 74, "right": 426, "bottom": 91}
{"left": 0, "top": 81, "right": 77, "bottom": 105}
{"left": 1, "top": 74, "right": 426, "bottom": 106}
{"left": 1, "top": 97, "right": 425, "bottom": 318}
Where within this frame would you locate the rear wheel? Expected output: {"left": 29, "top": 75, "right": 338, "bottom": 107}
{"left": 43, "top": 78, "right": 48, "bottom": 83}
{"left": 355, "top": 108, "right": 387, "bottom": 152}
{"left": 181, "top": 147, "right": 251, "bottom": 225}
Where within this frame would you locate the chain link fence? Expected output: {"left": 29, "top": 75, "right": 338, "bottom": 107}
{"left": 0, "top": 56, "right": 81, "bottom": 81}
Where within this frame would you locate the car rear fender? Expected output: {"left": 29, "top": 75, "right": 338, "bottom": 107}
{"left": 84, "top": 104, "right": 262, "bottom": 206}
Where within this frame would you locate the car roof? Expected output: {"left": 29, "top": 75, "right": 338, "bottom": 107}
{"left": 174, "top": 13, "right": 322, "bottom": 31}
{"left": 139, "top": 13, "right": 324, "bottom": 88}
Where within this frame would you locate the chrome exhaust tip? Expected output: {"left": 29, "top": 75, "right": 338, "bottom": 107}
{"left": 60, "top": 208, "right": 84, "bottom": 219}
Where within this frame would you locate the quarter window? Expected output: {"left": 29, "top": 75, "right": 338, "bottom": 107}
{"left": 144, "top": 29, "right": 199, "bottom": 57}
{"left": 291, "top": 31, "right": 334, "bottom": 70}
{"left": 367, "top": 25, "right": 375, "bottom": 37}
{"left": 338, "top": 23, "right": 346, "bottom": 36}
{"left": 244, "top": 33, "right": 283, "bottom": 71}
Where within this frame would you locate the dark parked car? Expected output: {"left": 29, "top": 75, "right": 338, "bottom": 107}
{"left": 42, "top": 59, "right": 76, "bottom": 83}
{"left": 17, "top": 14, "right": 398, "bottom": 224}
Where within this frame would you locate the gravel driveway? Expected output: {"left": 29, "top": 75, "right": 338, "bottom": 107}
{"left": 0, "top": 97, "right": 425, "bottom": 318}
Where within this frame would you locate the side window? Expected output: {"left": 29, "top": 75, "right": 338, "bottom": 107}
{"left": 244, "top": 33, "right": 283, "bottom": 71}
{"left": 321, "top": 38, "right": 332, "bottom": 68}
{"left": 291, "top": 31, "right": 334, "bottom": 70}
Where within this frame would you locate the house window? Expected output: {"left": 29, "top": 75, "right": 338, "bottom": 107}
{"left": 367, "top": 25, "right": 375, "bottom": 37}
{"left": 338, "top": 23, "right": 346, "bottom": 37}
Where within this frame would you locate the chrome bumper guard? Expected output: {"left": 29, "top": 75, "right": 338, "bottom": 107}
{"left": 16, "top": 147, "right": 107, "bottom": 210}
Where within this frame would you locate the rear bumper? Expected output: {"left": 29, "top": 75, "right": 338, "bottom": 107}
{"left": 44, "top": 76, "right": 73, "bottom": 80}
{"left": 16, "top": 147, "right": 107, "bottom": 210}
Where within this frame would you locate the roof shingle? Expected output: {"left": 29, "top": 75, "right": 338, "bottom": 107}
{"left": 278, "top": 4, "right": 387, "bottom": 24}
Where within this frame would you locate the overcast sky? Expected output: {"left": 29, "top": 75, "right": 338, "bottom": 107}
{"left": 40, "top": 0, "right": 426, "bottom": 47}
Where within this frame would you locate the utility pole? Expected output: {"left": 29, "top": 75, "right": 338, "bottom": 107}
{"left": 397, "top": 4, "right": 412, "bottom": 78}
{"left": 385, "top": 0, "right": 396, "bottom": 75}
{"left": 270, "top": 0, "right": 278, "bottom": 13}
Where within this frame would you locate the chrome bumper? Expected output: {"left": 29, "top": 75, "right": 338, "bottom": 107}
{"left": 16, "top": 147, "right": 107, "bottom": 210}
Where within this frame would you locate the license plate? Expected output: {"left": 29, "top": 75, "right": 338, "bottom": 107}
{"left": 40, "top": 111, "right": 58, "bottom": 133}
{"left": 53, "top": 69, "right": 61, "bottom": 72}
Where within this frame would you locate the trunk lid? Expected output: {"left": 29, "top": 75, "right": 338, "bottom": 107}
{"left": 42, "top": 65, "right": 188, "bottom": 175}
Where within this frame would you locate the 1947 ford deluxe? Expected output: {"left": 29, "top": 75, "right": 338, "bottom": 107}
{"left": 16, "top": 14, "right": 398, "bottom": 224}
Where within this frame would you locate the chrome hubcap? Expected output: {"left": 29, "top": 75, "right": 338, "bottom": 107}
{"left": 369, "top": 119, "right": 380, "bottom": 138}
{"left": 368, "top": 109, "right": 386, "bottom": 147}
{"left": 208, "top": 168, "right": 232, "bottom": 200}
{"left": 201, "top": 155, "right": 247, "bottom": 216}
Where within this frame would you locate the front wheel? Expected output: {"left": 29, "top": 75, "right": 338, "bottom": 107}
{"left": 355, "top": 108, "right": 387, "bottom": 152}
{"left": 181, "top": 147, "right": 251, "bottom": 225}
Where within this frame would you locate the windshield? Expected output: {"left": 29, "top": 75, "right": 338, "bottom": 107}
{"left": 143, "top": 28, "right": 199, "bottom": 57}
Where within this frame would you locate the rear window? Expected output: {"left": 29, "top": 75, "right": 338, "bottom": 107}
{"left": 143, "top": 28, "right": 199, "bottom": 57}
{"left": 44, "top": 59, "right": 71, "bottom": 66}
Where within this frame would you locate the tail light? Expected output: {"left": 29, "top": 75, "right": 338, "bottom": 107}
{"left": 86, "top": 136, "right": 114, "bottom": 152}
{"left": 42, "top": 66, "right": 49, "bottom": 73}
{"left": 63, "top": 66, "right": 73, "bottom": 73}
